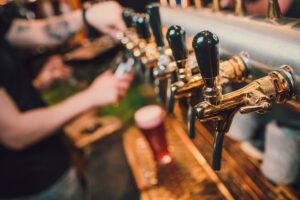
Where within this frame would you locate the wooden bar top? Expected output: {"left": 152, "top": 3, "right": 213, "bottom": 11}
{"left": 123, "top": 105, "right": 299, "bottom": 200}
{"left": 123, "top": 120, "right": 233, "bottom": 199}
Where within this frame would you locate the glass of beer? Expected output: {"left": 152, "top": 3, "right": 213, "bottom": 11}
{"left": 134, "top": 105, "right": 172, "bottom": 165}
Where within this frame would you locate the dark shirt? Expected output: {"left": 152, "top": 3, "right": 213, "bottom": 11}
{"left": 0, "top": 3, "right": 71, "bottom": 198}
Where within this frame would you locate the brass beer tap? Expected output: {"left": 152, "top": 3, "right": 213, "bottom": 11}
{"left": 146, "top": 3, "right": 176, "bottom": 106}
{"left": 171, "top": 52, "right": 252, "bottom": 99}
{"left": 181, "top": 0, "right": 191, "bottom": 8}
{"left": 133, "top": 13, "right": 152, "bottom": 58}
{"left": 192, "top": 30, "right": 296, "bottom": 170}
{"left": 212, "top": 0, "right": 220, "bottom": 12}
{"left": 166, "top": 25, "right": 201, "bottom": 138}
{"left": 235, "top": 0, "right": 246, "bottom": 16}
{"left": 167, "top": 26, "right": 252, "bottom": 138}
{"left": 119, "top": 8, "right": 138, "bottom": 50}
{"left": 194, "top": 0, "right": 204, "bottom": 9}
{"left": 160, "top": 0, "right": 169, "bottom": 7}
{"left": 267, "top": 0, "right": 282, "bottom": 20}
{"left": 132, "top": 13, "right": 159, "bottom": 83}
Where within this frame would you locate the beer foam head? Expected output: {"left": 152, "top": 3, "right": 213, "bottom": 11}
{"left": 134, "top": 105, "right": 164, "bottom": 130}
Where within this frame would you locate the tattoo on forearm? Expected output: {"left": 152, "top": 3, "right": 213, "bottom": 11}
{"left": 16, "top": 22, "right": 30, "bottom": 33}
{"left": 45, "top": 20, "right": 75, "bottom": 41}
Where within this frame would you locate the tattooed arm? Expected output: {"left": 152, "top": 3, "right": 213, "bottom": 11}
{"left": 5, "top": 1, "right": 126, "bottom": 48}
{"left": 5, "top": 10, "right": 83, "bottom": 48}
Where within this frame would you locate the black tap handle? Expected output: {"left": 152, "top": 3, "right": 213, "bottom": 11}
{"left": 122, "top": 8, "right": 134, "bottom": 28}
{"left": 192, "top": 30, "right": 220, "bottom": 87}
{"left": 134, "top": 14, "right": 151, "bottom": 41}
{"left": 166, "top": 25, "right": 188, "bottom": 63}
{"left": 146, "top": 3, "right": 165, "bottom": 47}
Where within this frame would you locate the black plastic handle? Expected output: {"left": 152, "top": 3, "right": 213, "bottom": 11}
{"left": 146, "top": 3, "right": 165, "bottom": 47}
{"left": 192, "top": 30, "right": 220, "bottom": 87}
{"left": 122, "top": 8, "right": 134, "bottom": 28}
{"left": 134, "top": 14, "right": 151, "bottom": 41}
{"left": 166, "top": 25, "right": 188, "bottom": 63}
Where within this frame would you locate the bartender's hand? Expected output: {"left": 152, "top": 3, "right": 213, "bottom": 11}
{"left": 0, "top": 69, "right": 131, "bottom": 150}
{"left": 85, "top": 70, "right": 133, "bottom": 107}
{"left": 86, "top": 1, "right": 126, "bottom": 39}
{"left": 33, "top": 55, "right": 72, "bottom": 91}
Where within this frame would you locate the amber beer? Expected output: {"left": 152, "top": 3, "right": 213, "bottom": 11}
{"left": 134, "top": 105, "right": 172, "bottom": 164}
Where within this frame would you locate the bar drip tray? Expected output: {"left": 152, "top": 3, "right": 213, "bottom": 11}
{"left": 123, "top": 120, "right": 230, "bottom": 200}
{"left": 65, "top": 110, "right": 122, "bottom": 149}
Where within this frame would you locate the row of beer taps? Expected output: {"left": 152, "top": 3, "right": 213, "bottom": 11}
{"left": 118, "top": 3, "right": 296, "bottom": 171}
{"left": 161, "top": 0, "right": 282, "bottom": 21}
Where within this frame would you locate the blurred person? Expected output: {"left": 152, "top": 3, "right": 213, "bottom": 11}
{"left": 33, "top": 55, "right": 73, "bottom": 91}
{"left": 226, "top": 0, "right": 300, "bottom": 18}
{"left": 0, "top": 1, "right": 133, "bottom": 199}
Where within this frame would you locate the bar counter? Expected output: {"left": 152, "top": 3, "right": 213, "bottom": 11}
{"left": 44, "top": 40, "right": 299, "bottom": 200}
{"left": 123, "top": 104, "right": 300, "bottom": 200}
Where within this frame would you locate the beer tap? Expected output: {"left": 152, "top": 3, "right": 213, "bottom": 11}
{"left": 160, "top": 0, "right": 169, "bottom": 7}
{"left": 181, "top": 0, "right": 191, "bottom": 8}
{"left": 212, "top": 0, "right": 220, "bottom": 12}
{"left": 194, "top": 0, "right": 204, "bottom": 9}
{"left": 132, "top": 13, "right": 159, "bottom": 83}
{"left": 235, "top": 0, "right": 246, "bottom": 16}
{"left": 119, "top": 8, "right": 138, "bottom": 50}
{"left": 267, "top": 0, "right": 282, "bottom": 20}
{"left": 146, "top": 3, "right": 176, "bottom": 108}
{"left": 166, "top": 25, "right": 201, "bottom": 138}
{"left": 169, "top": 0, "right": 177, "bottom": 7}
{"left": 134, "top": 13, "right": 151, "bottom": 46}
{"left": 192, "top": 30, "right": 296, "bottom": 170}
{"left": 167, "top": 26, "right": 252, "bottom": 138}
{"left": 122, "top": 8, "right": 135, "bottom": 33}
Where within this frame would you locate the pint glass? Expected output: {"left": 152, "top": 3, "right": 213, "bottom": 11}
{"left": 134, "top": 105, "right": 172, "bottom": 164}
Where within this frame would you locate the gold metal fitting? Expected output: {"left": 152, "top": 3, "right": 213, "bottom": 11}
{"left": 160, "top": 0, "right": 169, "bottom": 6}
{"left": 181, "top": 0, "right": 191, "bottom": 8}
{"left": 194, "top": 0, "right": 204, "bottom": 9}
{"left": 141, "top": 46, "right": 173, "bottom": 69}
{"left": 194, "top": 65, "right": 296, "bottom": 126}
{"left": 235, "top": 0, "right": 246, "bottom": 16}
{"left": 171, "top": 54, "right": 251, "bottom": 99}
{"left": 212, "top": 0, "right": 220, "bottom": 12}
{"left": 119, "top": 29, "right": 139, "bottom": 50}
{"left": 267, "top": 0, "right": 282, "bottom": 20}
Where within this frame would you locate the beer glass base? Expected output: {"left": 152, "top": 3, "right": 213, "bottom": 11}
{"left": 157, "top": 154, "right": 172, "bottom": 165}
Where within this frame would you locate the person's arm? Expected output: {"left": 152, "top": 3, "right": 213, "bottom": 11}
{"left": 6, "top": 10, "right": 83, "bottom": 48}
{"left": 0, "top": 70, "right": 133, "bottom": 150}
{"left": 5, "top": 1, "right": 126, "bottom": 48}
{"left": 0, "top": 88, "right": 93, "bottom": 150}
{"left": 33, "top": 55, "right": 73, "bottom": 91}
